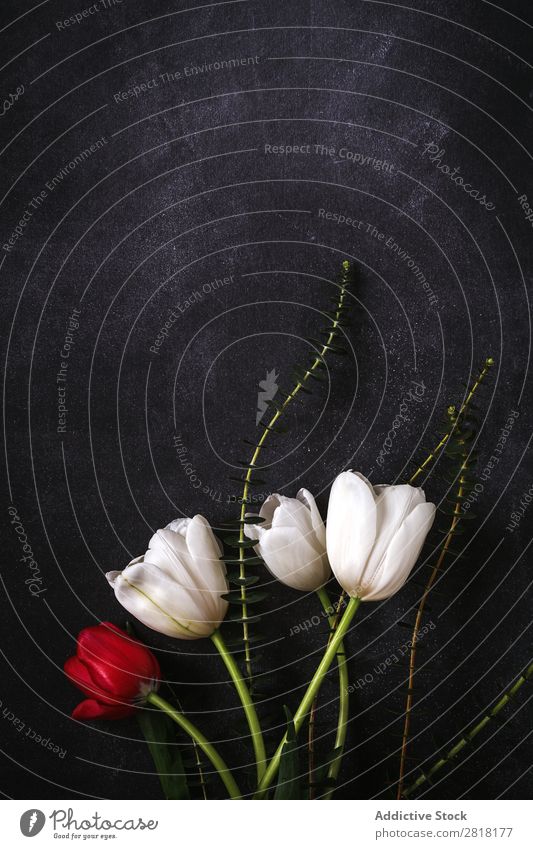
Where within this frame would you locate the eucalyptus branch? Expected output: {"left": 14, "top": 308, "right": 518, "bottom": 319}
{"left": 408, "top": 358, "right": 493, "bottom": 485}
{"left": 403, "top": 661, "right": 533, "bottom": 797}
{"left": 232, "top": 261, "right": 353, "bottom": 686}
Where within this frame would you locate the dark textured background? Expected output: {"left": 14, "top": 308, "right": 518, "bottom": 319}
{"left": 1, "top": 0, "right": 531, "bottom": 801}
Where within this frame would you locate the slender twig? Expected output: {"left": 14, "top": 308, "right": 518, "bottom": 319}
{"left": 397, "top": 409, "right": 467, "bottom": 798}
{"left": 397, "top": 359, "right": 493, "bottom": 798}
{"left": 403, "top": 661, "right": 533, "bottom": 797}
{"left": 409, "top": 358, "right": 493, "bottom": 485}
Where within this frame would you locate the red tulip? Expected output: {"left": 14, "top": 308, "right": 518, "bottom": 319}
{"left": 64, "top": 622, "right": 160, "bottom": 721}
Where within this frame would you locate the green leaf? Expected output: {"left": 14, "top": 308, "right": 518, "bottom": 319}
{"left": 222, "top": 589, "right": 269, "bottom": 604}
{"left": 227, "top": 610, "right": 262, "bottom": 624}
{"left": 311, "top": 745, "right": 342, "bottom": 795}
{"left": 137, "top": 708, "right": 190, "bottom": 800}
{"left": 228, "top": 476, "right": 267, "bottom": 485}
{"left": 222, "top": 535, "right": 257, "bottom": 548}
{"left": 220, "top": 633, "right": 264, "bottom": 648}
{"left": 274, "top": 708, "right": 303, "bottom": 800}
{"left": 219, "top": 514, "right": 266, "bottom": 523}
{"left": 228, "top": 573, "right": 262, "bottom": 585}
{"left": 260, "top": 422, "right": 288, "bottom": 433}
{"left": 292, "top": 368, "right": 325, "bottom": 383}
{"left": 223, "top": 556, "right": 263, "bottom": 567}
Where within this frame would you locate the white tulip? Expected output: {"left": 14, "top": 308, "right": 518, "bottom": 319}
{"left": 245, "top": 489, "right": 330, "bottom": 591}
{"left": 106, "top": 515, "right": 228, "bottom": 639}
{"left": 326, "top": 471, "right": 436, "bottom": 601}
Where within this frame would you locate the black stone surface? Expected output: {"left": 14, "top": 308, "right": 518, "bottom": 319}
{"left": 1, "top": 0, "right": 531, "bottom": 800}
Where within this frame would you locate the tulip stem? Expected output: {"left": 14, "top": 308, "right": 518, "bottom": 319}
{"left": 211, "top": 629, "right": 267, "bottom": 783}
{"left": 255, "top": 596, "right": 360, "bottom": 798}
{"left": 146, "top": 692, "right": 241, "bottom": 800}
{"left": 315, "top": 587, "right": 349, "bottom": 799}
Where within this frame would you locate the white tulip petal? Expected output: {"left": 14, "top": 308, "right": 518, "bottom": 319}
{"left": 144, "top": 529, "right": 198, "bottom": 587}
{"left": 247, "top": 491, "right": 328, "bottom": 590}
{"left": 362, "top": 502, "right": 436, "bottom": 601}
{"left": 106, "top": 570, "right": 121, "bottom": 586}
{"left": 271, "top": 498, "right": 313, "bottom": 536}
{"left": 125, "top": 554, "right": 144, "bottom": 568}
{"left": 124, "top": 561, "right": 207, "bottom": 619}
{"left": 258, "top": 494, "right": 281, "bottom": 528}
{"left": 186, "top": 514, "right": 225, "bottom": 564}
{"left": 108, "top": 515, "right": 228, "bottom": 639}
{"left": 244, "top": 516, "right": 264, "bottom": 541}
{"left": 326, "top": 471, "right": 377, "bottom": 595}
{"left": 373, "top": 484, "right": 426, "bottom": 513}
{"left": 111, "top": 563, "right": 211, "bottom": 639}
{"left": 165, "top": 518, "right": 190, "bottom": 536}
{"left": 146, "top": 522, "right": 226, "bottom": 621}
{"left": 297, "top": 488, "right": 327, "bottom": 549}
{"left": 258, "top": 526, "right": 330, "bottom": 591}
{"left": 365, "top": 485, "right": 427, "bottom": 579}
{"left": 185, "top": 515, "right": 228, "bottom": 621}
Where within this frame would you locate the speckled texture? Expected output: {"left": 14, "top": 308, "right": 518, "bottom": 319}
{"left": 1, "top": 0, "right": 531, "bottom": 800}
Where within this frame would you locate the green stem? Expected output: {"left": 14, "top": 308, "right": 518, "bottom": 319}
{"left": 256, "top": 596, "right": 361, "bottom": 798}
{"left": 211, "top": 629, "right": 267, "bottom": 783}
{"left": 146, "top": 691, "right": 241, "bottom": 800}
{"left": 403, "top": 660, "right": 533, "bottom": 797}
{"left": 236, "top": 261, "right": 353, "bottom": 685}
{"left": 316, "top": 587, "right": 350, "bottom": 799}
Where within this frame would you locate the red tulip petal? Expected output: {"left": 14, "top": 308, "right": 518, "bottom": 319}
{"left": 72, "top": 699, "right": 135, "bottom": 721}
{"left": 76, "top": 624, "right": 159, "bottom": 700}
{"left": 101, "top": 623, "right": 161, "bottom": 681}
{"left": 65, "top": 656, "right": 131, "bottom": 706}
{"left": 64, "top": 656, "right": 112, "bottom": 702}
{"left": 79, "top": 622, "right": 159, "bottom": 676}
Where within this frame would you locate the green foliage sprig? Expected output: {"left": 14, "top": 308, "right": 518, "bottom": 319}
{"left": 403, "top": 661, "right": 533, "bottom": 798}
{"left": 221, "top": 261, "right": 354, "bottom": 689}
{"left": 397, "top": 360, "right": 494, "bottom": 798}
{"left": 408, "top": 358, "right": 494, "bottom": 486}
